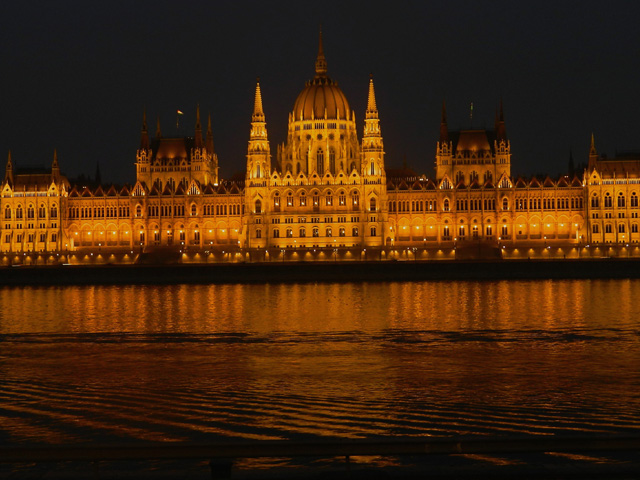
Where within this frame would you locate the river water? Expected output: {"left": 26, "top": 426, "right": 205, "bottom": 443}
{"left": 1, "top": 279, "right": 640, "bottom": 447}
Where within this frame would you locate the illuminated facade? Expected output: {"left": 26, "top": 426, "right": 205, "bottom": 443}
{"left": 2, "top": 35, "right": 640, "bottom": 264}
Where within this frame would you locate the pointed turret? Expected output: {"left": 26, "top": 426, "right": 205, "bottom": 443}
{"left": 246, "top": 79, "right": 270, "bottom": 181}
{"left": 588, "top": 133, "right": 598, "bottom": 170}
{"left": 4, "top": 150, "right": 13, "bottom": 184}
{"left": 440, "top": 101, "right": 449, "bottom": 144}
{"left": 155, "top": 115, "right": 162, "bottom": 138}
{"left": 315, "top": 27, "right": 328, "bottom": 77}
{"left": 496, "top": 99, "right": 507, "bottom": 142}
{"left": 194, "top": 104, "right": 203, "bottom": 148}
{"left": 140, "top": 108, "right": 150, "bottom": 150}
{"left": 206, "top": 113, "right": 214, "bottom": 154}
{"left": 51, "top": 148, "right": 60, "bottom": 179}
{"left": 362, "top": 75, "right": 384, "bottom": 178}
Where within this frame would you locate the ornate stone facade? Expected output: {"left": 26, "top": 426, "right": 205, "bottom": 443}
{"left": 2, "top": 36, "right": 640, "bottom": 265}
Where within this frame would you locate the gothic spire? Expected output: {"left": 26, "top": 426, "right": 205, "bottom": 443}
{"left": 496, "top": 100, "right": 507, "bottom": 141}
{"left": 5, "top": 150, "right": 13, "bottom": 183}
{"left": 366, "top": 74, "right": 379, "bottom": 120}
{"left": 315, "top": 27, "right": 327, "bottom": 77}
{"left": 252, "top": 79, "right": 265, "bottom": 122}
{"left": 440, "top": 101, "right": 449, "bottom": 144}
{"left": 206, "top": 113, "right": 214, "bottom": 153}
{"left": 140, "top": 108, "right": 150, "bottom": 150}
{"left": 590, "top": 132, "right": 597, "bottom": 155}
{"left": 195, "top": 104, "right": 203, "bottom": 148}
{"left": 155, "top": 115, "right": 162, "bottom": 138}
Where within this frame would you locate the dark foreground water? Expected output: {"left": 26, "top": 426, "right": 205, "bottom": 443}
{"left": 1, "top": 279, "right": 640, "bottom": 449}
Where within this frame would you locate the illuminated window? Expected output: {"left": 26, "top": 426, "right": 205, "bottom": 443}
{"left": 339, "top": 192, "right": 346, "bottom": 205}
{"left": 352, "top": 227, "right": 358, "bottom": 236}
{"left": 443, "top": 199, "right": 450, "bottom": 212}
{"left": 443, "top": 225, "right": 450, "bottom": 240}
{"left": 502, "top": 198, "right": 509, "bottom": 210}
{"left": 326, "top": 193, "right": 333, "bottom": 206}
{"left": 300, "top": 192, "right": 306, "bottom": 206}
{"left": 287, "top": 192, "right": 293, "bottom": 207}
{"left": 312, "top": 227, "right": 319, "bottom": 237}
{"left": 339, "top": 227, "right": 346, "bottom": 237}
{"left": 326, "top": 227, "right": 332, "bottom": 237}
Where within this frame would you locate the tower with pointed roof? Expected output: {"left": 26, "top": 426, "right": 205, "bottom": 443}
{"left": 135, "top": 106, "right": 218, "bottom": 192}
{"left": 4, "top": 150, "right": 13, "bottom": 185}
{"left": 435, "top": 103, "right": 511, "bottom": 184}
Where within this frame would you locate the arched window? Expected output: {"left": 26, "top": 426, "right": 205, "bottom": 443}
{"left": 191, "top": 204, "right": 197, "bottom": 216}
{"left": 299, "top": 227, "right": 306, "bottom": 237}
{"left": 255, "top": 199, "right": 262, "bottom": 214}
{"left": 604, "top": 192, "right": 612, "bottom": 208}
{"left": 313, "top": 227, "right": 319, "bottom": 237}
{"left": 316, "top": 148, "right": 324, "bottom": 173}
{"left": 591, "top": 195, "right": 599, "bottom": 208}
{"left": 256, "top": 163, "right": 261, "bottom": 178}
{"left": 326, "top": 191, "right": 333, "bottom": 206}
{"left": 136, "top": 205, "right": 142, "bottom": 217}
{"left": 631, "top": 192, "right": 639, "bottom": 207}
{"left": 618, "top": 192, "right": 626, "bottom": 208}
{"left": 273, "top": 192, "right": 280, "bottom": 208}
{"left": 300, "top": 192, "right": 306, "bottom": 206}
{"left": 4, "top": 206, "right": 10, "bottom": 219}
{"left": 370, "top": 162, "right": 375, "bottom": 176}
{"left": 502, "top": 198, "right": 509, "bottom": 210}
{"left": 329, "top": 147, "right": 335, "bottom": 173}
{"left": 443, "top": 199, "right": 450, "bottom": 211}
{"left": 38, "top": 204, "right": 46, "bottom": 218}
{"left": 370, "top": 198, "right": 377, "bottom": 211}
{"left": 27, "top": 204, "right": 35, "bottom": 219}
{"left": 287, "top": 192, "right": 293, "bottom": 207}
{"left": 326, "top": 227, "right": 332, "bottom": 237}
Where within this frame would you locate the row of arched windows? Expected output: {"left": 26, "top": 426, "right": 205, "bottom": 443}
{"left": 5, "top": 204, "right": 58, "bottom": 220}
{"left": 592, "top": 192, "right": 639, "bottom": 208}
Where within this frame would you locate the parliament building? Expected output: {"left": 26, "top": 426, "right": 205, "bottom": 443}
{"left": 2, "top": 35, "right": 640, "bottom": 265}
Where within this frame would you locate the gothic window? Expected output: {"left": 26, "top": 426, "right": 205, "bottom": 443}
{"left": 16, "top": 206, "right": 23, "bottom": 219}
{"left": 329, "top": 148, "right": 336, "bottom": 173}
{"left": 352, "top": 227, "right": 358, "bottom": 236}
{"left": 486, "top": 225, "right": 493, "bottom": 237}
{"left": 313, "top": 227, "right": 319, "bottom": 237}
{"left": 632, "top": 192, "right": 639, "bottom": 207}
{"left": 316, "top": 148, "right": 324, "bottom": 173}
{"left": 370, "top": 198, "right": 377, "bottom": 211}
{"left": 299, "top": 227, "right": 306, "bottom": 237}
{"left": 286, "top": 228, "right": 293, "bottom": 238}
{"left": 619, "top": 223, "right": 626, "bottom": 233}
{"left": 455, "top": 171, "right": 464, "bottom": 184}
{"left": 287, "top": 192, "right": 293, "bottom": 207}
{"left": 339, "top": 191, "right": 346, "bottom": 205}
{"left": 632, "top": 224, "right": 638, "bottom": 233}
{"left": 256, "top": 164, "right": 261, "bottom": 177}
{"left": 502, "top": 198, "right": 509, "bottom": 210}
{"left": 300, "top": 192, "right": 307, "bottom": 206}
{"left": 470, "top": 171, "right": 478, "bottom": 182}
{"left": 326, "top": 227, "right": 332, "bottom": 237}
{"left": 273, "top": 229, "right": 280, "bottom": 238}
{"left": 484, "top": 171, "right": 493, "bottom": 182}
{"left": 255, "top": 199, "right": 262, "bottom": 214}
{"left": 604, "top": 193, "right": 612, "bottom": 208}
{"left": 326, "top": 192, "right": 333, "bottom": 206}
{"left": 38, "top": 204, "right": 46, "bottom": 218}
{"left": 136, "top": 205, "right": 142, "bottom": 217}
{"left": 370, "top": 226, "right": 376, "bottom": 236}
{"left": 273, "top": 192, "right": 280, "bottom": 209}
{"left": 592, "top": 224, "right": 599, "bottom": 233}
{"left": 592, "top": 195, "right": 599, "bottom": 208}
{"left": 190, "top": 204, "right": 197, "bottom": 216}
{"left": 4, "top": 206, "right": 10, "bottom": 219}
{"left": 352, "top": 193, "right": 359, "bottom": 207}
{"left": 256, "top": 229, "right": 262, "bottom": 238}
{"left": 618, "top": 192, "right": 626, "bottom": 208}
{"left": 605, "top": 224, "right": 612, "bottom": 234}
{"left": 459, "top": 225, "right": 466, "bottom": 238}
{"left": 443, "top": 225, "right": 450, "bottom": 239}
{"left": 27, "top": 205, "right": 34, "bottom": 219}
{"left": 443, "top": 199, "right": 450, "bottom": 211}
{"left": 370, "top": 162, "right": 375, "bottom": 176}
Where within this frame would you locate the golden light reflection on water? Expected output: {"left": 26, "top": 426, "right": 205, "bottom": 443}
{"left": 1, "top": 279, "right": 640, "bottom": 445}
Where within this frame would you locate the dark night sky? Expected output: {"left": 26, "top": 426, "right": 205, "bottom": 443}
{"left": 1, "top": 1, "right": 639, "bottom": 185}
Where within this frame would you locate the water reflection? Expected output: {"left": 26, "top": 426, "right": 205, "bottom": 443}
{"left": 1, "top": 279, "right": 639, "bottom": 445}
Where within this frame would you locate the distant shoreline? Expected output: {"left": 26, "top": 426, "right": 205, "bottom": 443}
{"left": 1, "top": 258, "right": 639, "bottom": 286}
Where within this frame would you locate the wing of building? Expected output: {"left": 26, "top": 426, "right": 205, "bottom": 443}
{"left": 2, "top": 34, "right": 639, "bottom": 264}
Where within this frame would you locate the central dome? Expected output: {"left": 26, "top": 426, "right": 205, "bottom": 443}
{"left": 291, "top": 30, "right": 350, "bottom": 121}
{"left": 292, "top": 76, "right": 350, "bottom": 121}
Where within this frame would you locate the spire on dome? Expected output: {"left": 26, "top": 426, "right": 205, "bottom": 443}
{"left": 440, "top": 101, "right": 449, "bottom": 144}
{"left": 315, "top": 27, "right": 327, "bottom": 77}
{"left": 589, "top": 133, "right": 597, "bottom": 156}
{"left": 253, "top": 79, "right": 265, "bottom": 122}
